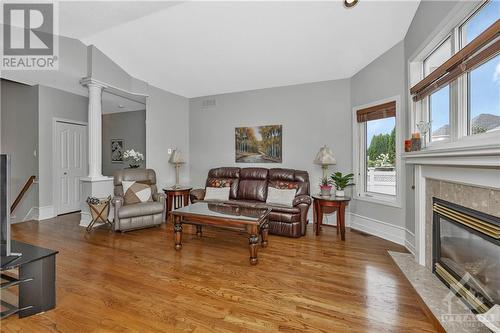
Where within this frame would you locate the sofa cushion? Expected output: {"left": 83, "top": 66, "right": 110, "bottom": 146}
{"left": 255, "top": 203, "right": 300, "bottom": 214}
{"left": 269, "top": 168, "right": 309, "bottom": 196}
{"left": 122, "top": 180, "right": 153, "bottom": 205}
{"left": 206, "top": 167, "right": 240, "bottom": 199}
{"left": 237, "top": 168, "right": 269, "bottom": 202}
{"left": 118, "top": 201, "right": 164, "bottom": 219}
{"left": 204, "top": 187, "right": 230, "bottom": 201}
{"left": 266, "top": 187, "right": 296, "bottom": 207}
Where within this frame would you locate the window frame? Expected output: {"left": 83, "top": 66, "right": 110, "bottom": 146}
{"left": 353, "top": 95, "right": 402, "bottom": 208}
{"left": 410, "top": 0, "right": 500, "bottom": 150}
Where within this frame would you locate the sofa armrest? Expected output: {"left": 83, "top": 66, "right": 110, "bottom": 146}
{"left": 112, "top": 196, "right": 124, "bottom": 231}
{"left": 153, "top": 192, "right": 166, "bottom": 204}
{"left": 190, "top": 189, "right": 206, "bottom": 203}
{"left": 293, "top": 194, "right": 311, "bottom": 207}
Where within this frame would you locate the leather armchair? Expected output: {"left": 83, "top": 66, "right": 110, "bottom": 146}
{"left": 113, "top": 169, "right": 166, "bottom": 232}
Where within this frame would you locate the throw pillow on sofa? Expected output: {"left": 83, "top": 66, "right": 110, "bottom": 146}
{"left": 204, "top": 187, "right": 230, "bottom": 201}
{"left": 122, "top": 180, "right": 153, "bottom": 205}
{"left": 266, "top": 187, "right": 297, "bottom": 207}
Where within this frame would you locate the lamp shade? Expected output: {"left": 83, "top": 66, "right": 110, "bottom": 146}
{"left": 168, "top": 149, "right": 185, "bottom": 164}
{"left": 313, "top": 145, "right": 336, "bottom": 165}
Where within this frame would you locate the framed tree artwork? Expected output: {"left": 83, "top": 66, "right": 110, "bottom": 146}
{"left": 235, "top": 125, "right": 282, "bottom": 163}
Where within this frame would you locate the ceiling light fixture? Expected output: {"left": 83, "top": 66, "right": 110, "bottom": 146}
{"left": 118, "top": 104, "right": 125, "bottom": 108}
{"left": 344, "top": 0, "right": 358, "bottom": 8}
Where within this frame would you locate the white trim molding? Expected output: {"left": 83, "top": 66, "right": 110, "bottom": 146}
{"left": 352, "top": 95, "right": 403, "bottom": 208}
{"left": 37, "top": 205, "right": 56, "bottom": 221}
{"left": 348, "top": 212, "right": 407, "bottom": 247}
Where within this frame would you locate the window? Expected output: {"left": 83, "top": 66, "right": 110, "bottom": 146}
{"left": 423, "top": 38, "right": 452, "bottom": 143}
{"left": 366, "top": 117, "right": 396, "bottom": 196}
{"left": 411, "top": 0, "right": 499, "bottom": 146}
{"left": 461, "top": 1, "right": 500, "bottom": 136}
{"left": 354, "top": 99, "right": 400, "bottom": 206}
{"left": 468, "top": 55, "right": 500, "bottom": 135}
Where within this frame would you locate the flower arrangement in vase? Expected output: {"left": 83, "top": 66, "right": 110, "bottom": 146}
{"left": 330, "top": 172, "right": 354, "bottom": 197}
{"left": 123, "top": 149, "right": 144, "bottom": 168}
{"left": 319, "top": 177, "right": 333, "bottom": 196}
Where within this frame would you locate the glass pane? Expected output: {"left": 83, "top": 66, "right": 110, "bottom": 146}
{"left": 424, "top": 37, "right": 452, "bottom": 77}
{"left": 365, "top": 117, "right": 396, "bottom": 196}
{"left": 469, "top": 55, "right": 500, "bottom": 135}
{"left": 461, "top": 0, "right": 500, "bottom": 46}
{"left": 430, "top": 86, "right": 450, "bottom": 142}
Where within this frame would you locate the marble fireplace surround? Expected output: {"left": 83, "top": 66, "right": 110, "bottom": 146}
{"left": 412, "top": 164, "right": 500, "bottom": 267}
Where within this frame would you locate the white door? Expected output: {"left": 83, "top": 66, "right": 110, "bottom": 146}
{"left": 55, "top": 121, "right": 87, "bottom": 215}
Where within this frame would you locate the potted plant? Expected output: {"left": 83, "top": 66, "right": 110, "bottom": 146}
{"left": 123, "top": 149, "right": 144, "bottom": 168}
{"left": 330, "top": 172, "right": 354, "bottom": 197}
{"left": 319, "top": 177, "right": 333, "bottom": 196}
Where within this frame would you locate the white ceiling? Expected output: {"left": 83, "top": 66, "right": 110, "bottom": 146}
{"left": 59, "top": 1, "right": 420, "bottom": 98}
{"left": 102, "top": 91, "right": 145, "bottom": 114}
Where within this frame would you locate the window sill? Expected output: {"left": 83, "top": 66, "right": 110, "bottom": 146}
{"left": 355, "top": 193, "right": 402, "bottom": 208}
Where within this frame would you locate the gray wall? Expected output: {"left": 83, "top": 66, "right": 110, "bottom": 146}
{"left": 146, "top": 85, "right": 190, "bottom": 189}
{"left": 1, "top": 80, "right": 39, "bottom": 223}
{"left": 1, "top": 35, "right": 88, "bottom": 96}
{"left": 350, "top": 41, "right": 407, "bottom": 229}
{"left": 189, "top": 79, "right": 352, "bottom": 193}
{"left": 102, "top": 110, "right": 146, "bottom": 176}
{"left": 38, "top": 85, "right": 88, "bottom": 210}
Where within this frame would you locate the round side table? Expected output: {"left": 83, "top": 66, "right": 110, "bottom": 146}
{"left": 163, "top": 186, "right": 192, "bottom": 221}
{"left": 312, "top": 194, "right": 351, "bottom": 240}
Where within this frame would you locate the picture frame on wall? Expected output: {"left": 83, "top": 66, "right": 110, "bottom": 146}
{"left": 111, "top": 139, "right": 124, "bottom": 163}
{"left": 235, "top": 125, "right": 282, "bottom": 163}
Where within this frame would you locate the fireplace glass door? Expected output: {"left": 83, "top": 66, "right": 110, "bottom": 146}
{"left": 438, "top": 216, "right": 500, "bottom": 306}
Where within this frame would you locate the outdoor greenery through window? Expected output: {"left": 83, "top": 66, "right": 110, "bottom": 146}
{"left": 365, "top": 117, "right": 396, "bottom": 196}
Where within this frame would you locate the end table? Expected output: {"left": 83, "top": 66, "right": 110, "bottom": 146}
{"left": 312, "top": 194, "right": 351, "bottom": 240}
{"left": 163, "top": 186, "right": 192, "bottom": 221}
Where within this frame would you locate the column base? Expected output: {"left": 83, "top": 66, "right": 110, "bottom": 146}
{"left": 80, "top": 176, "right": 114, "bottom": 227}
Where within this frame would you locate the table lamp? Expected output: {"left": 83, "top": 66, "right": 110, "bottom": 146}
{"left": 169, "top": 149, "right": 185, "bottom": 189}
{"left": 314, "top": 145, "right": 336, "bottom": 178}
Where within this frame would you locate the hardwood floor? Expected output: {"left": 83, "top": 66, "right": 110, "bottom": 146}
{"left": 2, "top": 214, "right": 437, "bottom": 333}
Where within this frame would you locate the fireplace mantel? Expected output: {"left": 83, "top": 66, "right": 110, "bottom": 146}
{"left": 403, "top": 143, "right": 500, "bottom": 167}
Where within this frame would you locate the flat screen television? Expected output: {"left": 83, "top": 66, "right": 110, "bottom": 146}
{"left": 1, "top": 154, "right": 12, "bottom": 257}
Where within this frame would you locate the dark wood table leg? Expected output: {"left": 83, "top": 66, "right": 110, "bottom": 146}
{"left": 261, "top": 221, "right": 269, "bottom": 248}
{"left": 338, "top": 202, "right": 346, "bottom": 241}
{"left": 174, "top": 216, "right": 183, "bottom": 250}
{"left": 196, "top": 225, "right": 202, "bottom": 237}
{"left": 248, "top": 225, "right": 259, "bottom": 265}
{"left": 167, "top": 194, "right": 173, "bottom": 221}
{"left": 183, "top": 193, "right": 190, "bottom": 206}
{"left": 316, "top": 201, "right": 323, "bottom": 236}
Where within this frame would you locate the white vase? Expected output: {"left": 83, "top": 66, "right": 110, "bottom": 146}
{"left": 336, "top": 189, "right": 345, "bottom": 197}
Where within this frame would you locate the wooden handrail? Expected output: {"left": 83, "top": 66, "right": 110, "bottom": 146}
{"left": 10, "top": 175, "right": 36, "bottom": 214}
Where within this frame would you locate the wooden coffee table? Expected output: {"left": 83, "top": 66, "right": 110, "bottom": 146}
{"left": 170, "top": 202, "right": 271, "bottom": 265}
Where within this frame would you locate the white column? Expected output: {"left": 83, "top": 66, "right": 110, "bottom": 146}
{"left": 87, "top": 82, "right": 105, "bottom": 180}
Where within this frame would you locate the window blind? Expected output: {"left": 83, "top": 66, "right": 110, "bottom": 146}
{"left": 411, "top": 19, "right": 500, "bottom": 102}
{"left": 356, "top": 101, "right": 396, "bottom": 123}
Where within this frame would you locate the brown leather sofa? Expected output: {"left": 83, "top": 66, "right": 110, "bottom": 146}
{"left": 190, "top": 167, "right": 311, "bottom": 237}
{"left": 112, "top": 169, "right": 166, "bottom": 232}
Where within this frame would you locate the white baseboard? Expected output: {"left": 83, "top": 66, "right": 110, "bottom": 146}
{"left": 405, "top": 230, "right": 416, "bottom": 255}
{"left": 79, "top": 211, "right": 92, "bottom": 227}
{"left": 348, "top": 212, "right": 406, "bottom": 246}
{"left": 37, "top": 206, "right": 55, "bottom": 221}
{"left": 23, "top": 207, "right": 39, "bottom": 221}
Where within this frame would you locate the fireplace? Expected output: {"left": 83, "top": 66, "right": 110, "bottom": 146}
{"left": 432, "top": 197, "right": 500, "bottom": 313}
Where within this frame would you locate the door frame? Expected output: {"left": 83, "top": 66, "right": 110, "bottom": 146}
{"left": 52, "top": 118, "right": 88, "bottom": 215}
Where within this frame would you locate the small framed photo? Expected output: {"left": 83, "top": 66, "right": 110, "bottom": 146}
{"left": 111, "top": 139, "right": 124, "bottom": 163}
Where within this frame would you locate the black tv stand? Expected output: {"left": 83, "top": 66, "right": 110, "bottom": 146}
{"left": 1, "top": 240, "right": 58, "bottom": 319}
